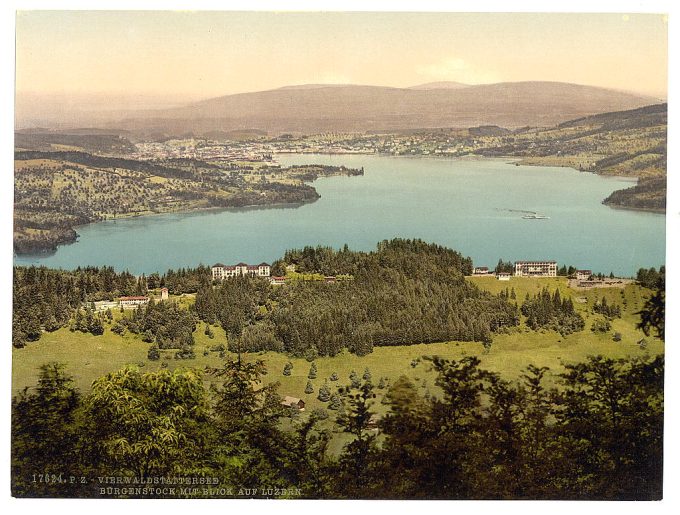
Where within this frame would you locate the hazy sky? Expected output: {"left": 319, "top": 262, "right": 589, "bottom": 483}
{"left": 16, "top": 11, "right": 668, "bottom": 101}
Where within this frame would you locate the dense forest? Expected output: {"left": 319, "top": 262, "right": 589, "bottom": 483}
{"left": 603, "top": 176, "right": 666, "bottom": 212}
{"left": 186, "top": 240, "right": 516, "bottom": 355}
{"left": 11, "top": 265, "right": 211, "bottom": 348}
{"left": 15, "top": 240, "right": 513, "bottom": 354}
{"left": 12, "top": 352, "right": 663, "bottom": 499}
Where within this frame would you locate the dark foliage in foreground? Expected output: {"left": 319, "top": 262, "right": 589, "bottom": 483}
{"left": 12, "top": 353, "right": 663, "bottom": 500}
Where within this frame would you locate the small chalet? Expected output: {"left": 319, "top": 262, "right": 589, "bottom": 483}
{"left": 281, "top": 396, "right": 305, "bottom": 411}
{"left": 270, "top": 276, "right": 287, "bottom": 285}
{"left": 324, "top": 276, "right": 336, "bottom": 283}
{"left": 473, "top": 267, "right": 491, "bottom": 276}
{"left": 575, "top": 270, "right": 593, "bottom": 281}
{"left": 496, "top": 272, "right": 511, "bottom": 281}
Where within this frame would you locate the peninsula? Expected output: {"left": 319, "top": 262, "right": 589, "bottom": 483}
{"left": 13, "top": 150, "right": 363, "bottom": 255}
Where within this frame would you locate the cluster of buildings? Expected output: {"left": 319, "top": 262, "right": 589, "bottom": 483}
{"left": 471, "top": 265, "right": 515, "bottom": 280}
{"left": 471, "top": 261, "right": 592, "bottom": 281}
{"left": 133, "top": 140, "right": 274, "bottom": 162}
{"left": 211, "top": 262, "right": 342, "bottom": 286}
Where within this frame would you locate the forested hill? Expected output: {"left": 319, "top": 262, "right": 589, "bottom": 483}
{"left": 13, "top": 239, "right": 519, "bottom": 353}
{"left": 465, "top": 103, "right": 667, "bottom": 211}
{"left": 15, "top": 150, "right": 193, "bottom": 179}
{"left": 557, "top": 102, "right": 667, "bottom": 131}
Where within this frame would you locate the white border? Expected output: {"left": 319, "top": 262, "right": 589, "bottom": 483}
{"left": 1, "top": 2, "right": 677, "bottom": 515}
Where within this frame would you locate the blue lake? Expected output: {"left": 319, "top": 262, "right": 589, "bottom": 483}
{"left": 13, "top": 154, "right": 665, "bottom": 276}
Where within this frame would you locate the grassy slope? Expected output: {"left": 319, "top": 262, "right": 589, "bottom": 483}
{"left": 13, "top": 277, "right": 662, "bottom": 397}
{"left": 12, "top": 277, "right": 662, "bottom": 456}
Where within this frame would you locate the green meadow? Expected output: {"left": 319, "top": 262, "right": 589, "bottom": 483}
{"left": 13, "top": 277, "right": 662, "bottom": 409}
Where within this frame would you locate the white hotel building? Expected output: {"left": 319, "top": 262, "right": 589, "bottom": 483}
{"left": 211, "top": 262, "right": 271, "bottom": 281}
{"left": 513, "top": 261, "right": 558, "bottom": 277}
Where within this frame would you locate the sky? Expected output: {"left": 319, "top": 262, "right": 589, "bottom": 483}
{"left": 15, "top": 11, "right": 668, "bottom": 103}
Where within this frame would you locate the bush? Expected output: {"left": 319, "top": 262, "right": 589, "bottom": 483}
{"left": 311, "top": 407, "right": 329, "bottom": 420}
{"left": 308, "top": 362, "right": 317, "bottom": 379}
{"left": 283, "top": 362, "right": 293, "bottom": 376}
{"left": 305, "top": 381, "right": 314, "bottom": 394}
{"left": 147, "top": 344, "right": 160, "bottom": 361}
{"left": 304, "top": 346, "right": 318, "bottom": 362}
{"left": 591, "top": 319, "right": 612, "bottom": 333}
{"left": 613, "top": 332, "right": 622, "bottom": 342}
{"left": 349, "top": 369, "right": 361, "bottom": 388}
{"left": 174, "top": 344, "right": 196, "bottom": 359}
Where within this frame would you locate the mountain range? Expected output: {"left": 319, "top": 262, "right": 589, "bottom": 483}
{"left": 110, "top": 81, "right": 659, "bottom": 136}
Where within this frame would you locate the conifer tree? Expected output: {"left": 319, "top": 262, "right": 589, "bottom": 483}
{"left": 308, "top": 362, "right": 318, "bottom": 379}
{"left": 147, "top": 344, "right": 160, "bottom": 361}
{"left": 328, "top": 393, "right": 342, "bottom": 410}
{"left": 349, "top": 369, "right": 361, "bottom": 388}
{"left": 318, "top": 381, "right": 331, "bottom": 402}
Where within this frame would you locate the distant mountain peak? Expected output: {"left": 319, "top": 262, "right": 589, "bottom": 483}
{"left": 275, "top": 84, "right": 358, "bottom": 91}
{"left": 408, "top": 81, "right": 471, "bottom": 90}
{"left": 98, "top": 81, "right": 661, "bottom": 136}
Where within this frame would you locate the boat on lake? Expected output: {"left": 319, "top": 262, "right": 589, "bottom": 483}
{"left": 522, "top": 212, "right": 550, "bottom": 219}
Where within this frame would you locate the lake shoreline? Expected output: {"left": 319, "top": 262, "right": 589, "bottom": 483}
{"left": 283, "top": 152, "right": 663, "bottom": 215}
{"left": 13, "top": 198, "right": 317, "bottom": 258}
{"left": 14, "top": 154, "right": 665, "bottom": 276}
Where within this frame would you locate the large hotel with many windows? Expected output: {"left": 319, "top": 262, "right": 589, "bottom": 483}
{"left": 513, "top": 261, "right": 557, "bottom": 277}
{"left": 211, "top": 262, "right": 271, "bottom": 281}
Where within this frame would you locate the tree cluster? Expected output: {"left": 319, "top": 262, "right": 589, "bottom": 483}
{"left": 636, "top": 266, "right": 665, "bottom": 290}
{"left": 12, "top": 266, "right": 139, "bottom": 347}
{"left": 116, "top": 300, "right": 197, "bottom": 349}
{"left": 592, "top": 296, "right": 622, "bottom": 319}
{"left": 521, "top": 288, "right": 585, "bottom": 335}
